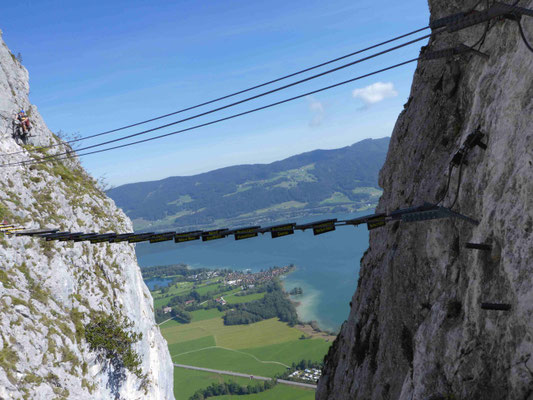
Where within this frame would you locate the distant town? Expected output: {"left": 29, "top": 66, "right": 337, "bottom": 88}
{"left": 219, "top": 265, "right": 294, "bottom": 287}
{"left": 289, "top": 368, "right": 322, "bottom": 383}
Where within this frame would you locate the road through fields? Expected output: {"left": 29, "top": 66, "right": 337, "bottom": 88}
{"left": 173, "top": 363, "right": 317, "bottom": 390}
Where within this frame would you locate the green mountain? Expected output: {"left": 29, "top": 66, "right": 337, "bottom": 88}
{"left": 107, "top": 137, "right": 390, "bottom": 231}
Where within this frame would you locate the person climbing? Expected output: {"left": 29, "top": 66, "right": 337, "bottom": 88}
{"left": 12, "top": 109, "right": 31, "bottom": 145}
{"left": 15, "top": 110, "right": 31, "bottom": 134}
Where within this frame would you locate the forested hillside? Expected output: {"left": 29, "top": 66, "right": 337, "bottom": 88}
{"left": 108, "top": 137, "right": 389, "bottom": 230}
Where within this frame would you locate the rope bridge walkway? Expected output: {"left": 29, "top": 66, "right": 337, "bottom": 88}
{"left": 1, "top": 201, "right": 478, "bottom": 245}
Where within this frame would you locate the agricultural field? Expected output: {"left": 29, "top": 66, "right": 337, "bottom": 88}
{"left": 146, "top": 266, "right": 331, "bottom": 398}
{"left": 213, "top": 385, "right": 315, "bottom": 400}
{"left": 153, "top": 280, "right": 237, "bottom": 309}
{"left": 190, "top": 308, "right": 224, "bottom": 322}
{"left": 224, "top": 292, "right": 266, "bottom": 304}
{"left": 152, "top": 281, "right": 194, "bottom": 308}
{"left": 173, "top": 368, "right": 252, "bottom": 400}
{"left": 172, "top": 368, "right": 315, "bottom": 400}
{"left": 162, "top": 317, "right": 301, "bottom": 349}
{"left": 162, "top": 317, "right": 331, "bottom": 377}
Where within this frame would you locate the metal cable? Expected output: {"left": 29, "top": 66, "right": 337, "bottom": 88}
{"left": 2, "top": 36, "right": 431, "bottom": 167}
{"left": 1, "top": 26, "right": 431, "bottom": 158}
{"left": 436, "top": 164, "right": 455, "bottom": 205}
{"left": 5, "top": 58, "right": 420, "bottom": 168}
{"left": 5, "top": 0, "right": 524, "bottom": 167}
{"left": 518, "top": 18, "right": 533, "bottom": 52}
{"left": 448, "top": 151, "right": 466, "bottom": 209}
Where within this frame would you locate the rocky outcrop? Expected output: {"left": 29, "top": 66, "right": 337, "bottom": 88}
{"left": 317, "top": 1, "right": 533, "bottom": 399}
{"left": 0, "top": 30, "right": 174, "bottom": 399}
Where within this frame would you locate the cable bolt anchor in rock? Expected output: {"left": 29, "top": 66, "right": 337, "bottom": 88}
{"left": 421, "top": 44, "right": 489, "bottom": 61}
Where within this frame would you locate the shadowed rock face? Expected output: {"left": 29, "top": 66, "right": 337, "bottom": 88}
{"left": 0, "top": 30, "right": 174, "bottom": 399}
{"left": 317, "top": 1, "right": 533, "bottom": 399}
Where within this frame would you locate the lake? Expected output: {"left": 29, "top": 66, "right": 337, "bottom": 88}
{"left": 144, "top": 277, "right": 173, "bottom": 290}
{"left": 135, "top": 211, "right": 369, "bottom": 332}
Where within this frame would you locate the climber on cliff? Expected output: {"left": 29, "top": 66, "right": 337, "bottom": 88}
{"left": 12, "top": 110, "right": 31, "bottom": 144}
{"left": 15, "top": 110, "right": 31, "bottom": 134}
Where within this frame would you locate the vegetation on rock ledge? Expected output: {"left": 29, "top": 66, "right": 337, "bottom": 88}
{"left": 85, "top": 313, "right": 149, "bottom": 388}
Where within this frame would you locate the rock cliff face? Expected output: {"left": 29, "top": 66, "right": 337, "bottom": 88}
{"left": 0, "top": 31, "right": 174, "bottom": 399}
{"left": 317, "top": 1, "right": 533, "bottom": 399}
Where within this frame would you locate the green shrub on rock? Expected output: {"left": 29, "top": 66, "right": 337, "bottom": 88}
{"left": 85, "top": 312, "right": 148, "bottom": 389}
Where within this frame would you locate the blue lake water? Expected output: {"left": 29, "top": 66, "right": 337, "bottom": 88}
{"left": 144, "top": 277, "right": 173, "bottom": 290}
{"left": 135, "top": 211, "right": 369, "bottom": 332}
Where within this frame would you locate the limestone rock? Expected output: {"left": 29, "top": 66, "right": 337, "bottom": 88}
{"left": 0, "top": 30, "right": 174, "bottom": 399}
{"left": 317, "top": 1, "right": 533, "bottom": 399}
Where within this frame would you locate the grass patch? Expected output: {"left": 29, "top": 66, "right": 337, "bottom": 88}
{"left": 168, "top": 336, "right": 216, "bottom": 358}
{"left": 0, "top": 341, "right": 19, "bottom": 384}
{"left": 30, "top": 283, "right": 49, "bottom": 305}
{"left": 172, "top": 347, "right": 286, "bottom": 377}
{"left": 171, "top": 339, "right": 330, "bottom": 378}
{"left": 319, "top": 192, "right": 352, "bottom": 205}
{"left": 23, "top": 372, "right": 44, "bottom": 385}
{"left": 11, "top": 297, "right": 28, "bottom": 307}
{"left": 18, "top": 262, "right": 32, "bottom": 284}
{"left": 60, "top": 345, "right": 80, "bottom": 367}
{"left": 191, "top": 309, "right": 224, "bottom": 322}
{"left": 0, "top": 269, "right": 12, "bottom": 288}
{"left": 0, "top": 201, "right": 12, "bottom": 222}
{"left": 214, "top": 384, "right": 315, "bottom": 400}
{"left": 352, "top": 186, "right": 383, "bottom": 196}
{"left": 70, "top": 308, "right": 85, "bottom": 343}
{"left": 194, "top": 282, "right": 224, "bottom": 296}
{"left": 161, "top": 318, "right": 302, "bottom": 350}
{"left": 173, "top": 367, "right": 252, "bottom": 400}
{"left": 237, "top": 201, "right": 307, "bottom": 218}
{"left": 225, "top": 292, "right": 266, "bottom": 305}
{"left": 164, "top": 308, "right": 225, "bottom": 325}
{"left": 163, "top": 314, "right": 330, "bottom": 379}
{"left": 242, "top": 339, "right": 330, "bottom": 367}
{"left": 152, "top": 282, "right": 237, "bottom": 309}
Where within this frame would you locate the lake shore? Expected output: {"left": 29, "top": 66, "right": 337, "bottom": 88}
{"left": 294, "top": 323, "right": 336, "bottom": 342}
{"left": 280, "top": 268, "right": 339, "bottom": 335}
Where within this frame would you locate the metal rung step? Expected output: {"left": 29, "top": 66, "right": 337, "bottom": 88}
{"left": 465, "top": 243, "right": 492, "bottom": 251}
{"left": 464, "top": 130, "right": 487, "bottom": 150}
{"left": 481, "top": 303, "right": 511, "bottom": 311}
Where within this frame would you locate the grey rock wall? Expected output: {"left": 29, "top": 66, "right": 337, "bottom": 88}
{"left": 317, "top": 1, "right": 533, "bottom": 399}
{"left": 0, "top": 30, "right": 175, "bottom": 399}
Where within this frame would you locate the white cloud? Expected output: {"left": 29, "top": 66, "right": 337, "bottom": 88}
{"left": 352, "top": 82, "right": 398, "bottom": 106}
{"left": 307, "top": 97, "right": 324, "bottom": 127}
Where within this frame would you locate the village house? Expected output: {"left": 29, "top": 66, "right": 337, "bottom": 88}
{"left": 215, "top": 297, "right": 227, "bottom": 305}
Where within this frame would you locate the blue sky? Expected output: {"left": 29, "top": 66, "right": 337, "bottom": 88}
{"left": 1, "top": 0, "right": 430, "bottom": 186}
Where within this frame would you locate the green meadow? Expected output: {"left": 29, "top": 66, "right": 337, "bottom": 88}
{"left": 172, "top": 368, "right": 315, "bottom": 400}
{"left": 153, "top": 280, "right": 243, "bottom": 308}
{"left": 162, "top": 315, "right": 331, "bottom": 398}
{"left": 173, "top": 368, "right": 252, "bottom": 400}
{"left": 173, "top": 347, "right": 286, "bottom": 377}
{"left": 224, "top": 292, "right": 266, "bottom": 304}
{"left": 152, "top": 270, "right": 331, "bottom": 398}
{"left": 161, "top": 317, "right": 302, "bottom": 350}
{"left": 213, "top": 385, "right": 315, "bottom": 400}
